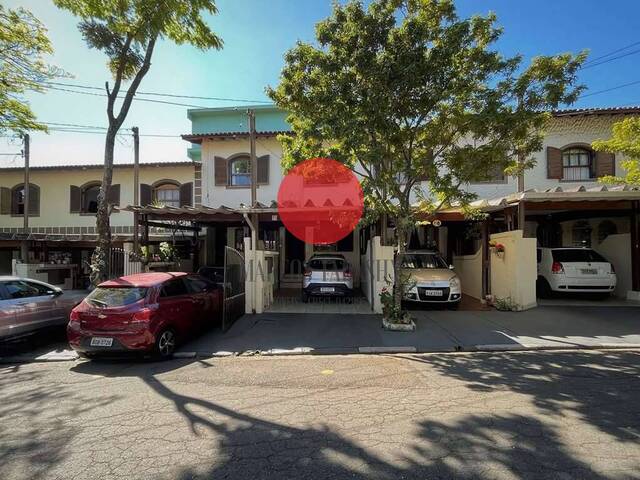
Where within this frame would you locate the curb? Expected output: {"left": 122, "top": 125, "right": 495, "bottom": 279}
{"left": 3, "top": 343, "right": 640, "bottom": 363}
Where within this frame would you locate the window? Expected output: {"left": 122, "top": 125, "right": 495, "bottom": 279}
{"left": 184, "top": 276, "right": 214, "bottom": 294}
{"left": 400, "top": 253, "right": 449, "bottom": 269}
{"left": 571, "top": 220, "right": 592, "bottom": 247}
{"left": 154, "top": 183, "right": 180, "bottom": 207}
{"left": 160, "top": 278, "right": 188, "bottom": 297}
{"left": 82, "top": 183, "right": 100, "bottom": 213}
{"left": 85, "top": 287, "right": 147, "bottom": 307}
{"left": 562, "top": 148, "right": 594, "bottom": 181}
{"left": 229, "top": 156, "right": 251, "bottom": 186}
{"left": 551, "top": 249, "right": 606, "bottom": 263}
{"left": 3, "top": 280, "right": 54, "bottom": 299}
{"left": 10, "top": 183, "right": 39, "bottom": 216}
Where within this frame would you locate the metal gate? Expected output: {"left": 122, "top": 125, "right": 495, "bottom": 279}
{"left": 222, "top": 246, "right": 245, "bottom": 331}
{"left": 108, "top": 248, "right": 142, "bottom": 279}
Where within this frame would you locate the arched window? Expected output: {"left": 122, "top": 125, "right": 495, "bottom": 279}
{"left": 229, "top": 156, "right": 251, "bottom": 186}
{"left": 562, "top": 147, "right": 594, "bottom": 181}
{"left": 82, "top": 183, "right": 101, "bottom": 214}
{"left": 572, "top": 220, "right": 592, "bottom": 247}
{"left": 11, "top": 183, "right": 39, "bottom": 216}
{"left": 597, "top": 220, "right": 618, "bottom": 244}
{"left": 153, "top": 182, "right": 180, "bottom": 207}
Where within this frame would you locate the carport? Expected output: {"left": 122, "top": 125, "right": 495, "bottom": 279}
{"left": 458, "top": 185, "right": 640, "bottom": 308}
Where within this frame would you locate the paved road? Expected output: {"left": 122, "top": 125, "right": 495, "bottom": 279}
{"left": 1, "top": 350, "right": 640, "bottom": 480}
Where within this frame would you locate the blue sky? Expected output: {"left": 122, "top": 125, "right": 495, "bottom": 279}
{"left": 2, "top": 0, "right": 640, "bottom": 167}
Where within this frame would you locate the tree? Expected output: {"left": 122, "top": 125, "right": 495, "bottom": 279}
{"left": 268, "top": 0, "right": 586, "bottom": 322}
{"left": 54, "top": 0, "right": 222, "bottom": 284}
{"left": 0, "top": 5, "right": 64, "bottom": 135}
{"left": 592, "top": 117, "right": 640, "bottom": 187}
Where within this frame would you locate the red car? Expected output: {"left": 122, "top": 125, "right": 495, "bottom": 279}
{"left": 68, "top": 272, "right": 222, "bottom": 359}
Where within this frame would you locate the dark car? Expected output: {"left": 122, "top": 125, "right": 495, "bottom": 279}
{"left": 67, "top": 272, "right": 222, "bottom": 359}
{"left": 0, "top": 276, "right": 86, "bottom": 341}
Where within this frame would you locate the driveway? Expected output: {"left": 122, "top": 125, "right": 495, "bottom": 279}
{"left": 180, "top": 305, "right": 640, "bottom": 355}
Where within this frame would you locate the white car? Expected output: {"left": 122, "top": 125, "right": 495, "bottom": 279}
{"left": 536, "top": 247, "right": 616, "bottom": 298}
{"left": 302, "top": 254, "right": 354, "bottom": 302}
{"left": 401, "top": 251, "right": 462, "bottom": 308}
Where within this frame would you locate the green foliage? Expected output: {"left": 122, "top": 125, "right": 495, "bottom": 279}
{"left": 0, "top": 5, "right": 65, "bottom": 135}
{"left": 268, "top": 0, "right": 586, "bottom": 224}
{"left": 53, "top": 0, "right": 222, "bottom": 79}
{"left": 268, "top": 0, "right": 585, "bottom": 317}
{"left": 592, "top": 117, "right": 640, "bottom": 187}
{"left": 494, "top": 296, "right": 520, "bottom": 312}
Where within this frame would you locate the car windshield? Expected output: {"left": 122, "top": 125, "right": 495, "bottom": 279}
{"left": 308, "top": 259, "right": 347, "bottom": 271}
{"left": 85, "top": 287, "right": 147, "bottom": 308}
{"left": 552, "top": 249, "right": 607, "bottom": 263}
{"left": 401, "top": 253, "right": 448, "bottom": 269}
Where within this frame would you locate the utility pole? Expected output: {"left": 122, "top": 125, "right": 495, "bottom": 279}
{"left": 248, "top": 109, "right": 257, "bottom": 207}
{"left": 132, "top": 127, "right": 140, "bottom": 254}
{"left": 20, "top": 133, "right": 30, "bottom": 262}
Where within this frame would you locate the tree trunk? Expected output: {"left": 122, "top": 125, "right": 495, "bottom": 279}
{"left": 393, "top": 218, "right": 408, "bottom": 320}
{"left": 91, "top": 127, "right": 117, "bottom": 285}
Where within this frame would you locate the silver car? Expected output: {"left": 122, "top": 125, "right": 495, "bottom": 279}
{"left": 302, "top": 254, "right": 354, "bottom": 302}
{"left": 0, "top": 276, "right": 87, "bottom": 340}
{"left": 401, "top": 251, "right": 462, "bottom": 308}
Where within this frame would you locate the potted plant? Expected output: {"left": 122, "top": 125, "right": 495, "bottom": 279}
{"left": 489, "top": 240, "right": 505, "bottom": 258}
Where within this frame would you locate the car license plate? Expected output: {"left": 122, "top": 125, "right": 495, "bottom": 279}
{"left": 581, "top": 268, "right": 598, "bottom": 275}
{"left": 320, "top": 287, "right": 335, "bottom": 293}
{"left": 423, "top": 289, "right": 443, "bottom": 297}
{"left": 90, "top": 337, "right": 113, "bottom": 347}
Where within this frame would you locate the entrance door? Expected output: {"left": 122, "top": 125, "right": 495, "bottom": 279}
{"left": 285, "top": 230, "right": 305, "bottom": 274}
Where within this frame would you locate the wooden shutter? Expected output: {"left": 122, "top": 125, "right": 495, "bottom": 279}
{"left": 180, "top": 182, "right": 193, "bottom": 206}
{"left": 257, "top": 155, "right": 270, "bottom": 184}
{"left": 214, "top": 156, "right": 228, "bottom": 185}
{"left": 28, "top": 184, "right": 39, "bottom": 216}
{"left": 107, "top": 184, "right": 120, "bottom": 205}
{"left": 595, "top": 151, "right": 615, "bottom": 178}
{"left": 140, "top": 183, "right": 152, "bottom": 206}
{"left": 546, "top": 146, "right": 563, "bottom": 179}
{"left": 69, "top": 185, "right": 81, "bottom": 213}
{"left": 0, "top": 187, "right": 10, "bottom": 215}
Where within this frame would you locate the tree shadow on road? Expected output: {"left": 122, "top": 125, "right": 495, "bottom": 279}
{"left": 0, "top": 364, "right": 121, "bottom": 480}
{"left": 69, "top": 357, "right": 630, "bottom": 479}
{"left": 401, "top": 350, "right": 640, "bottom": 445}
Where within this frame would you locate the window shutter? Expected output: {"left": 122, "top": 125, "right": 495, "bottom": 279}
{"left": 28, "top": 184, "right": 39, "bottom": 216}
{"left": 69, "top": 185, "right": 81, "bottom": 213}
{"left": 180, "top": 182, "right": 193, "bottom": 206}
{"left": 546, "top": 146, "right": 563, "bottom": 179}
{"left": 257, "top": 155, "right": 270, "bottom": 184}
{"left": 0, "top": 187, "right": 10, "bottom": 215}
{"left": 214, "top": 156, "right": 228, "bottom": 185}
{"left": 140, "top": 183, "right": 152, "bottom": 206}
{"left": 595, "top": 151, "right": 615, "bottom": 178}
{"left": 11, "top": 187, "right": 20, "bottom": 215}
{"left": 107, "top": 184, "right": 120, "bottom": 205}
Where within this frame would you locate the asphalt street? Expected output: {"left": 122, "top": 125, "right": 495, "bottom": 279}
{"left": 1, "top": 350, "right": 639, "bottom": 480}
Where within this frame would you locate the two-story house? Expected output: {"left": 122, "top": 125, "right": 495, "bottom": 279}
{"left": 0, "top": 161, "right": 197, "bottom": 287}
{"left": 174, "top": 104, "right": 640, "bottom": 311}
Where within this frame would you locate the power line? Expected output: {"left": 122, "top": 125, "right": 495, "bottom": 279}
{"left": 579, "top": 79, "right": 640, "bottom": 99}
{"left": 46, "top": 127, "right": 180, "bottom": 138}
{"left": 580, "top": 48, "right": 640, "bottom": 70}
{"left": 582, "top": 40, "right": 640, "bottom": 66}
{"left": 44, "top": 81, "right": 271, "bottom": 104}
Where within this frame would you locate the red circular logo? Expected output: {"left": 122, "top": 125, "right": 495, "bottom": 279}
{"left": 277, "top": 158, "right": 364, "bottom": 245}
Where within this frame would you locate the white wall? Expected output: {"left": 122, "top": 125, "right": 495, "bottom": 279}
{"left": 594, "top": 233, "right": 632, "bottom": 298}
{"left": 490, "top": 230, "right": 537, "bottom": 310}
{"left": 453, "top": 248, "right": 483, "bottom": 300}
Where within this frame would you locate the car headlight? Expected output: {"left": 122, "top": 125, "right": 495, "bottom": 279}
{"left": 449, "top": 276, "right": 461, "bottom": 289}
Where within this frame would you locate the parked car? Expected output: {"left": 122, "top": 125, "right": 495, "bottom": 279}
{"left": 302, "top": 253, "right": 353, "bottom": 302}
{"left": 400, "top": 251, "right": 462, "bottom": 308}
{"left": 0, "top": 276, "right": 86, "bottom": 340}
{"left": 67, "top": 272, "right": 222, "bottom": 359}
{"left": 536, "top": 247, "right": 617, "bottom": 298}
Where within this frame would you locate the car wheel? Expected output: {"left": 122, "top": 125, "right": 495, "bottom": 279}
{"left": 155, "top": 329, "right": 176, "bottom": 359}
{"left": 537, "top": 277, "right": 552, "bottom": 299}
{"left": 301, "top": 293, "right": 309, "bottom": 303}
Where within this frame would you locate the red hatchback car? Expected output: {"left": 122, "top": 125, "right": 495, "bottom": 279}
{"left": 68, "top": 272, "right": 222, "bottom": 359}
